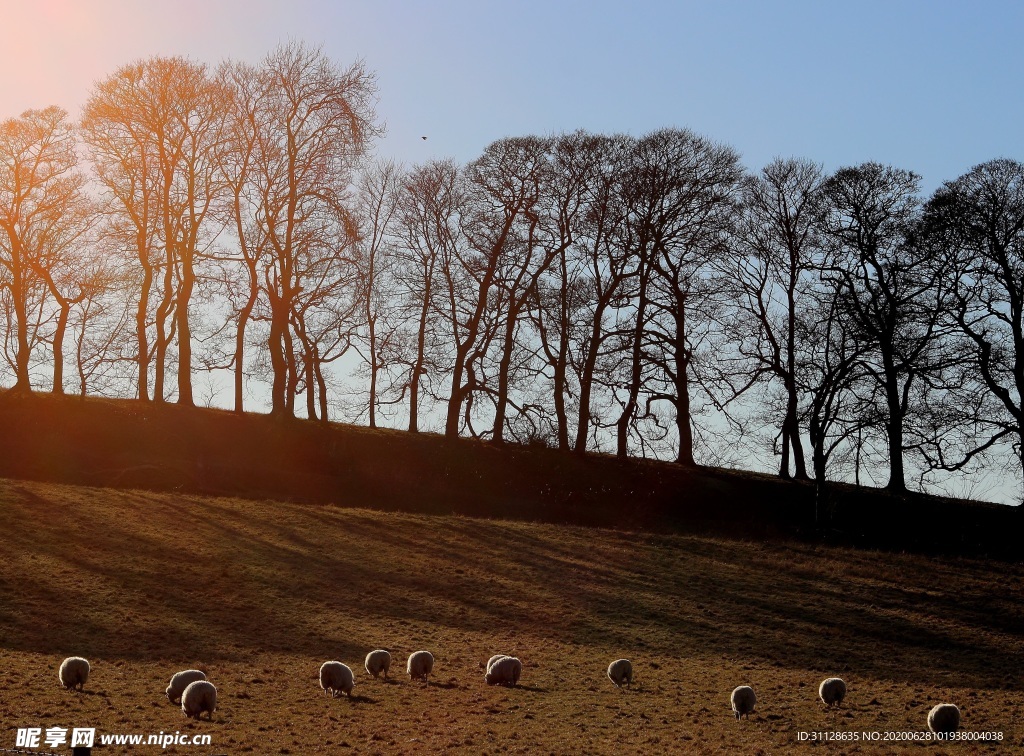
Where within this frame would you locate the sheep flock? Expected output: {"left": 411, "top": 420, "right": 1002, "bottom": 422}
{"left": 53, "top": 655, "right": 972, "bottom": 738}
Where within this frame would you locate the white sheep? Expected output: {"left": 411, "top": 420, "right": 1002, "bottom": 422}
{"left": 927, "top": 703, "right": 961, "bottom": 734}
{"left": 731, "top": 685, "right": 756, "bottom": 720}
{"left": 364, "top": 650, "right": 391, "bottom": 680}
{"left": 607, "top": 659, "right": 633, "bottom": 688}
{"left": 818, "top": 677, "right": 846, "bottom": 708}
{"left": 407, "top": 650, "right": 434, "bottom": 682}
{"left": 485, "top": 656, "right": 522, "bottom": 687}
{"left": 319, "top": 661, "right": 355, "bottom": 698}
{"left": 166, "top": 670, "right": 207, "bottom": 704}
{"left": 181, "top": 680, "right": 217, "bottom": 720}
{"left": 58, "top": 657, "right": 90, "bottom": 691}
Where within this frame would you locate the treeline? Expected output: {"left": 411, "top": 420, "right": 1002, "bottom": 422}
{"left": 1, "top": 43, "right": 1023, "bottom": 503}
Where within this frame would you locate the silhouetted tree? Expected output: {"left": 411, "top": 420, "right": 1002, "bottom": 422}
{"left": 733, "top": 158, "right": 824, "bottom": 479}
{"left": 612, "top": 129, "right": 743, "bottom": 464}
{"left": 563, "top": 134, "right": 634, "bottom": 453}
{"left": 354, "top": 160, "right": 402, "bottom": 428}
{"left": 393, "top": 159, "right": 464, "bottom": 432}
{"left": 523, "top": 132, "right": 620, "bottom": 449}
{"left": 816, "top": 163, "right": 946, "bottom": 493}
{"left": 240, "top": 42, "right": 379, "bottom": 417}
{"left": 484, "top": 137, "right": 561, "bottom": 444}
{"left": 443, "top": 138, "right": 546, "bottom": 438}
{"left": 216, "top": 59, "right": 266, "bottom": 414}
{"left": 924, "top": 158, "right": 1024, "bottom": 501}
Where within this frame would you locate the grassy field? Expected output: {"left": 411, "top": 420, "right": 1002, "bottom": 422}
{"left": 0, "top": 478, "right": 1021, "bottom": 754}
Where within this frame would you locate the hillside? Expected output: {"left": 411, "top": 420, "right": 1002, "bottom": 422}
{"left": 0, "top": 478, "right": 1021, "bottom": 753}
{"left": 0, "top": 391, "right": 1018, "bottom": 559}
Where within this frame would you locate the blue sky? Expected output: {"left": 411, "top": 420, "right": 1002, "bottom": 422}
{"left": 1, "top": 0, "right": 1021, "bottom": 192}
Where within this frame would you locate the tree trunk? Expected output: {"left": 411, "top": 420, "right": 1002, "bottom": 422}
{"left": 617, "top": 261, "right": 649, "bottom": 458}
{"left": 671, "top": 291, "right": 696, "bottom": 467}
{"left": 153, "top": 256, "right": 175, "bottom": 403}
{"left": 491, "top": 308, "right": 518, "bottom": 443}
{"left": 367, "top": 311, "right": 377, "bottom": 428}
{"left": 884, "top": 365, "right": 907, "bottom": 493}
{"left": 885, "top": 413, "right": 907, "bottom": 493}
{"left": 11, "top": 257, "right": 31, "bottom": 393}
{"left": 781, "top": 382, "right": 809, "bottom": 480}
{"left": 574, "top": 313, "right": 606, "bottom": 453}
{"left": 316, "top": 358, "right": 329, "bottom": 423}
{"left": 552, "top": 260, "right": 570, "bottom": 450}
{"left": 552, "top": 341, "right": 569, "bottom": 450}
{"left": 234, "top": 280, "right": 257, "bottom": 414}
{"left": 408, "top": 260, "right": 434, "bottom": 433}
{"left": 52, "top": 301, "right": 71, "bottom": 395}
{"left": 284, "top": 326, "right": 298, "bottom": 417}
{"left": 304, "top": 351, "right": 317, "bottom": 421}
{"left": 136, "top": 230, "right": 153, "bottom": 402}
{"left": 784, "top": 266, "right": 809, "bottom": 480}
{"left": 176, "top": 255, "right": 194, "bottom": 407}
{"left": 268, "top": 295, "right": 289, "bottom": 417}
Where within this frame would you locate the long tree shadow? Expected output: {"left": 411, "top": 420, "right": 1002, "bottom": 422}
{"left": 2, "top": 481, "right": 1021, "bottom": 692}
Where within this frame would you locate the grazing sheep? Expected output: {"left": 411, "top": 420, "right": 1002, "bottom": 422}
{"left": 927, "top": 703, "right": 961, "bottom": 734}
{"left": 166, "top": 670, "right": 207, "bottom": 704}
{"left": 364, "top": 649, "right": 391, "bottom": 680}
{"left": 58, "top": 657, "right": 90, "bottom": 691}
{"left": 731, "top": 685, "right": 756, "bottom": 720}
{"left": 607, "top": 659, "right": 633, "bottom": 689}
{"left": 407, "top": 650, "right": 434, "bottom": 682}
{"left": 180, "top": 680, "right": 217, "bottom": 720}
{"left": 818, "top": 677, "right": 846, "bottom": 708}
{"left": 319, "top": 661, "right": 355, "bottom": 698}
{"left": 485, "top": 656, "right": 522, "bottom": 687}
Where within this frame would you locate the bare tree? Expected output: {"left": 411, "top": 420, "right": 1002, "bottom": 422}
{"left": 392, "top": 159, "right": 464, "bottom": 432}
{"left": 244, "top": 42, "right": 379, "bottom": 417}
{"left": 816, "top": 163, "right": 946, "bottom": 493}
{"left": 353, "top": 160, "right": 402, "bottom": 427}
{"left": 483, "top": 137, "right": 564, "bottom": 444}
{"left": 442, "top": 138, "right": 546, "bottom": 438}
{"left": 610, "top": 128, "right": 743, "bottom": 463}
{"left": 0, "top": 107, "right": 90, "bottom": 393}
{"left": 796, "top": 278, "right": 870, "bottom": 486}
{"left": 215, "top": 59, "right": 267, "bottom": 413}
{"left": 562, "top": 134, "right": 634, "bottom": 453}
{"left": 527, "top": 133, "right": 603, "bottom": 448}
{"left": 732, "top": 158, "right": 824, "bottom": 479}
{"left": 30, "top": 203, "right": 100, "bottom": 394}
{"left": 82, "top": 57, "right": 228, "bottom": 405}
{"left": 923, "top": 158, "right": 1024, "bottom": 502}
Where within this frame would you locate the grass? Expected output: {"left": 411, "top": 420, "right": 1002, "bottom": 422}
{"left": 0, "top": 478, "right": 1021, "bottom": 753}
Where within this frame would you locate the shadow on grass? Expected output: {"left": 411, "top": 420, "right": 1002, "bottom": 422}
{"left": 347, "top": 694, "right": 378, "bottom": 704}
{"left": 0, "top": 480, "right": 1021, "bottom": 694}
{"left": 427, "top": 680, "right": 459, "bottom": 689}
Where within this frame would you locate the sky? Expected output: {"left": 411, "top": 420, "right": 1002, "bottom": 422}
{"left": 1, "top": 0, "right": 1021, "bottom": 193}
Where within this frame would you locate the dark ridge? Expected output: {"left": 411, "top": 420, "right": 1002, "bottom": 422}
{"left": 0, "top": 390, "right": 1018, "bottom": 560}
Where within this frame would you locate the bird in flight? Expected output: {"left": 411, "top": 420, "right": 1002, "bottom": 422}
{"left": 421, "top": 136, "right": 428, "bottom": 140}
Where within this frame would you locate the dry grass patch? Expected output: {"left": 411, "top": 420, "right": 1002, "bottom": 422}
{"left": 0, "top": 478, "right": 1021, "bottom": 753}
